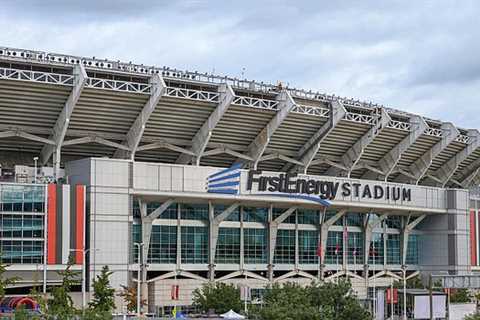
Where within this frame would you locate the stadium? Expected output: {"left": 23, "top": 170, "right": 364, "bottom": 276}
{"left": 0, "top": 46, "right": 478, "bottom": 314}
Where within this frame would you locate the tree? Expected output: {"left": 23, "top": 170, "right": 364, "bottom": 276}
{"left": 87, "top": 265, "right": 116, "bottom": 319}
{"left": 252, "top": 280, "right": 371, "bottom": 320}
{"left": 450, "top": 288, "right": 471, "bottom": 303}
{"left": 192, "top": 282, "right": 243, "bottom": 314}
{"left": 0, "top": 257, "right": 20, "bottom": 299}
{"left": 119, "top": 284, "right": 144, "bottom": 313}
{"left": 465, "top": 312, "right": 480, "bottom": 320}
{"left": 47, "top": 259, "right": 80, "bottom": 320}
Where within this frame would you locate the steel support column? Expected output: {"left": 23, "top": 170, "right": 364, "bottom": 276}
{"left": 362, "top": 115, "right": 427, "bottom": 181}
{"left": 318, "top": 209, "right": 346, "bottom": 275}
{"left": 208, "top": 203, "right": 240, "bottom": 281}
{"left": 432, "top": 129, "right": 480, "bottom": 187}
{"left": 176, "top": 84, "right": 235, "bottom": 165}
{"left": 286, "top": 100, "right": 346, "bottom": 173}
{"left": 39, "top": 64, "right": 87, "bottom": 177}
{"left": 114, "top": 74, "right": 166, "bottom": 159}
{"left": 400, "top": 214, "right": 426, "bottom": 266}
{"left": 398, "top": 122, "right": 459, "bottom": 184}
{"left": 236, "top": 90, "right": 296, "bottom": 168}
{"left": 326, "top": 108, "right": 391, "bottom": 177}
{"left": 268, "top": 207, "right": 297, "bottom": 281}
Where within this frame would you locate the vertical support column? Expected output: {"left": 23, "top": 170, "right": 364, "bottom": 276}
{"left": 319, "top": 209, "right": 346, "bottom": 277}
{"left": 401, "top": 214, "right": 426, "bottom": 266}
{"left": 240, "top": 207, "right": 245, "bottom": 271}
{"left": 208, "top": 203, "right": 215, "bottom": 281}
{"left": 176, "top": 203, "right": 182, "bottom": 269}
{"left": 295, "top": 211, "right": 299, "bottom": 270}
{"left": 268, "top": 205, "right": 274, "bottom": 282}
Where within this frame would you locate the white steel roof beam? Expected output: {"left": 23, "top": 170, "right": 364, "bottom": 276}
{"left": 362, "top": 115, "right": 428, "bottom": 181}
{"left": 176, "top": 84, "right": 235, "bottom": 165}
{"left": 285, "top": 100, "right": 346, "bottom": 173}
{"left": 397, "top": 122, "right": 459, "bottom": 184}
{"left": 39, "top": 64, "right": 87, "bottom": 165}
{"left": 326, "top": 108, "right": 391, "bottom": 178}
{"left": 236, "top": 90, "right": 296, "bottom": 168}
{"left": 114, "top": 73, "right": 166, "bottom": 159}
{"left": 432, "top": 129, "right": 480, "bottom": 187}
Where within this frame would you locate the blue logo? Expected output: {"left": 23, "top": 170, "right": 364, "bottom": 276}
{"left": 206, "top": 163, "right": 242, "bottom": 195}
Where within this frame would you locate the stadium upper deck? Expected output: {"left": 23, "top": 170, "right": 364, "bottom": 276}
{"left": 0, "top": 46, "right": 479, "bottom": 188}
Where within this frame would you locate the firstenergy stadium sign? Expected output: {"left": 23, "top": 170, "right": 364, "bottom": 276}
{"left": 246, "top": 170, "right": 412, "bottom": 202}
{"left": 206, "top": 165, "right": 412, "bottom": 206}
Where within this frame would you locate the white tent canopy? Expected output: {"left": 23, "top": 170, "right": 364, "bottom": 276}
{"left": 220, "top": 309, "right": 245, "bottom": 319}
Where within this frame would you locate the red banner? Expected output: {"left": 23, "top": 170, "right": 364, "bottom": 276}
{"left": 171, "top": 285, "right": 179, "bottom": 300}
{"left": 386, "top": 288, "right": 398, "bottom": 304}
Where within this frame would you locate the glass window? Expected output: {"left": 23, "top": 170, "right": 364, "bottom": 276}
{"left": 368, "top": 233, "right": 384, "bottom": 265}
{"left": 148, "top": 225, "right": 177, "bottom": 264}
{"left": 325, "top": 231, "right": 343, "bottom": 264}
{"left": 346, "top": 213, "right": 363, "bottom": 227}
{"left": 297, "top": 209, "right": 319, "bottom": 225}
{"left": 324, "top": 211, "right": 343, "bottom": 226}
{"left": 216, "top": 228, "right": 240, "bottom": 264}
{"left": 272, "top": 208, "right": 295, "bottom": 224}
{"left": 274, "top": 229, "right": 295, "bottom": 264}
{"left": 0, "top": 239, "right": 43, "bottom": 264}
{"left": 387, "top": 234, "right": 401, "bottom": 264}
{"left": 181, "top": 226, "right": 208, "bottom": 264}
{"left": 214, "top": 205, "right": 239, "bottom": 222}
{"left": 299, "top": 230, "right": 318, "bottom": 264}
{"left": 347, "top": 232, "right": 363, "bottom": 264}
{"left": 243, "top": 207, "right": 268, "bottom": 223}
{"left": 406, "top": 234, "right": 419, "bottom": 265}
{"left": 244, "top": 228, "right": 267, "bottom": 264}
{"left": 131, "top": 224, "right": 142, "bottom": 263}
{"left": 385, "top": 216, "right": 402, "bottom": 229}
{"left": 181, "top": 204, "right": 208, "bottom": 221}
{"left": 0, "top": 214, "right": 44, "bottom": 238}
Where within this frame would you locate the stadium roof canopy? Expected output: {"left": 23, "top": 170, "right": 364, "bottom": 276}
{"left": 0, "top": 46, "right": 479, "bottom": 188}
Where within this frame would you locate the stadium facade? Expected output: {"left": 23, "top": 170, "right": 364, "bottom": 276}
{"left": 0, "top": 47, "right": 479, "bottom": 313}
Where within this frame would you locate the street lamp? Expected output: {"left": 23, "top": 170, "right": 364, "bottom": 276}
{"left": 133, "top": 242, "right": 144, "bottom": 316}
{"left": 33, "top": 156, "right": 38, "bottom": 183}
{"left": 70, "top": 248, "right": 99, "bottom": 313}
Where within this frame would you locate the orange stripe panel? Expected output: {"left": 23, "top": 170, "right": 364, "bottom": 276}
{"left": 471, "top": 209, "right": 477, "bottom": 266}
{"left": 75, "top": 185, "right": 85, "bottom": 264}
{"left": 47, "top": 184, "right": 57, "bottom": 264}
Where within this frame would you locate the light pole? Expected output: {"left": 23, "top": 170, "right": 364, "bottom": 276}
{"left": 33, "top": 156, "right": 38, "bottom": 183}
{"left": 133, "top": 242, "right": 144, "bottom": 316}
{"left": 70, "top": 248, "right": 97, "bottom": 313}
{"left": 402, "top": 265, "right": 407, "bottom": 320}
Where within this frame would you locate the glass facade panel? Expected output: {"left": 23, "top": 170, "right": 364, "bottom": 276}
{"left": 272, "top": 208, "right": 295, "bottom": 224}
{"left": 1, "top": 185, "right": 44, "bottom": 212}
{"left": 181, "top": 204, "right": 208, "bottom": 220}
{"left": 299, "top": 230, "right": 318, "bottom": 264}
{"left": 387, "top": 234, "right": 401, "bottom": 264}
{"left": 274, "top": 229, "right": 295, "bottom": 264}
{"left": 132, "top": 224, "right": 141, "bottom": 262}
{"left": 0, "top": 240, "right": 43, "bottom": 264}
{"left": 346, "top": 213, "right": 363, "bottom": 227}
{"left": 244, "top": 228, "right": 267, "bottom": 264}
{"left": 385, "top": 216, "right": 402, "bottom": 229}
{"left": 132, "top": 200, "right": 177, "bottom": 219}
{"left": 297, "top": 209, "right": 319, "bottom": 225}
{"left": 325, "top": 231, "right": 343, "bottom": 264}
{"left": 181, "top": 226, "right": 208, "bottom": 263}
{"left": 406, "top": 234, "right": 419, "bottom": 265}
{"left": 347, "top": 232, "right": 363, "bottom": 264}
{"left": 369, "top": 233, "right": 384, "bottom": 265}
{"left": 214, "top": 205, "right": 239, "bottom": 222}
{"left": 324, "top": 211, "right": 343, "bottom": 226}
{"left": 0, "top": 215, "right": 43, "bottom": 238}
{"left": 243, "top": 207, "right": 268, "bottom": 223}
{"left": 148, "top": 225, "right": 177, "bottom": 264}
{"left": 216, "top": 228, "right": 240, "bottom": 264}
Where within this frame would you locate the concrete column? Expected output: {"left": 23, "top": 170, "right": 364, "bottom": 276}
{"left": 240, "top": 207, "right": 245, "bottom": 270}
{"left": 295, "top": 211, "right": 299, "bottom": 270}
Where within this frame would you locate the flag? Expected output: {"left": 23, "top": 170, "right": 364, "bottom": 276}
{"left": 171, "top": 285, "right": 179, "bottom": 300}
{"left": 335, "top": 243, "right": 340, "bottom": 255}
{"left": 316, "top": 242, "right": 322, "bottom": 257}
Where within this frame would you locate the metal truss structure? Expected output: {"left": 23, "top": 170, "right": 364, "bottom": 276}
{"left": 0, "top": 46, "right": 479, "bottom": 188}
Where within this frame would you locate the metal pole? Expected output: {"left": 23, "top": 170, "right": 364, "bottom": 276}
{"left": 429, "top": 274, "right": 433, "bottom": 320}
{"left": 43, "top": 184, "right": 48, "bottom": 294}
{"left": 33, "top": 156, "right": 38, "bottom": 183}
{"left": 403, "top": 267, "right": 407, "bottom": 320}
{"left": 82, "top": 249, "right": 87, "bottom": 312}
{"left": 134, "top": 242, "right": 144, "bottom": 316}
{"left": 373, "top": 237, "right": 376, "bottom": 319}
{"left": 390, "top": 280, "right": 394, "bottom": 319}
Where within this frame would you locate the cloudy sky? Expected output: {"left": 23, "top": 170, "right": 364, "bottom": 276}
{"left": 1, "top": 0, "right": 479, "bottom": 128}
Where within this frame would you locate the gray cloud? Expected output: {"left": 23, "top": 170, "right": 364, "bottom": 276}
{"left": 1, "top": 0, "right": 480, "bottom": 128}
